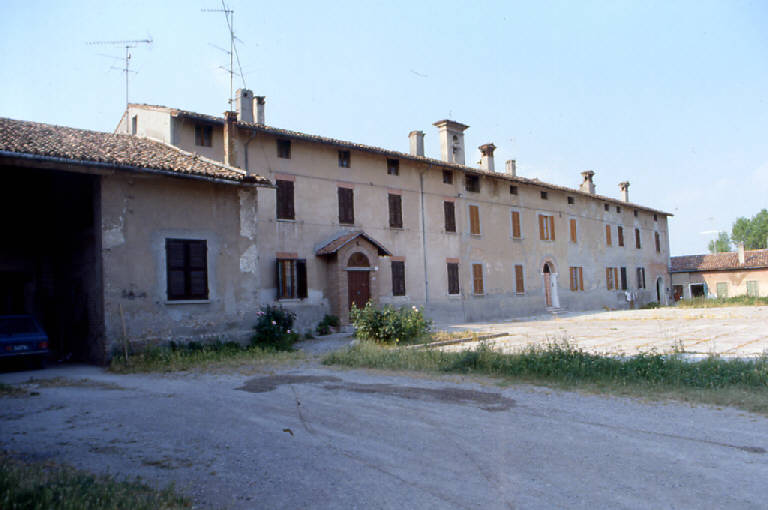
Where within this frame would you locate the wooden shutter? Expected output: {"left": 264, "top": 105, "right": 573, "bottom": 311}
{"left": 187, "top": 240, "right": 208, "bottom": 299}
{"left": 605, "top": 225, "right": 612, "bottom": 245}
{"left": 618, "top": 226, "right": 624, "bottom": 246}
{"left": 338, "top": 187, "right": 354, "bottom": 224}
{"left": 469, "top": 205, "right": 480, "bottom": 235}
{"left": 569, "top": 219, "right": 577, "bottom": 243}
{"left": 388, "top": 194, "right": 402, "bottom": 228}
{"left": 166, "top": 240, "right": 187, "bottom": 299}
{"left": 515, "top": 265, "right": 524, "bottom": 293}
{"left": 549, "top": 216, "right": 555, "bottom": 240}
{"left": 635, "top": 228, "right": 641, "bottom": 249}
{"left": 578, "top": 267, "right": 584, "bottom": 290}
{"left": 472, "top": 264, "right": 484, "bottom": 294}
{"left": 655, "top": 232, "right": 661, "bottom": 252}
{"left": 444, "top": 201, "right": 456, "bottom": 232}
{"left": 447, "top": 263, "right": 460, "bottom": 294}
{"left": 296, "top": 260, "right": 308, "bottom": 299}
{"left": 512, "top": 211, "right": 521, "bottom": 238}
{"left": 570, "top": 268, "right": 576, "bottom": 291}
{"left": 539, "top": 215, "right": 546, "bottom": 240}
{"left": 391, "top": 261, "right": 405, "bottom": 296}
{"left": 620, "top": 267, "right": 627, "bottom": 290}
{"left": 606, "top": 268, "right": 612, "bottom": 290}
{"left": 275, "top": 259, "right": 282, "bottom": 299}
{"left": 614, "top": 268, "right": 619, "bottom": 290}
{"left": 276, "top": 180, "right": 295, "bottom": 220}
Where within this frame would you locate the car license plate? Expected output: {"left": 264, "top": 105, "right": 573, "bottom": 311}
{"left": 13, "top": 345, "right": 28, "bottom": 351}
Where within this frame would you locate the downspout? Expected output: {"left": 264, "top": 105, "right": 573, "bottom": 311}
{"left": 420, "top": 166, "right": 430, "bottom": 306}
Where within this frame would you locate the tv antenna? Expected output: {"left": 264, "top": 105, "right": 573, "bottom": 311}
{"left": 87, "top": 38, "right": 153, "bottom": 111}
{"left": 203, "top": 1, "right": 247, "bottom": 109}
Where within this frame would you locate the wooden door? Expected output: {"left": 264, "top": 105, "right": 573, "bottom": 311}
{"left": 543, "top": 274, "right": 552, "bottom": 306}
{"left": 348, "top": 271, "right": 370, "bottom": 310}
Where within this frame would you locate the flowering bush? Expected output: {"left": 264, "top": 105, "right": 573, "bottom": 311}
{"left": 251, "top": 306, "right": 298, "bottom": 350}
{"left": 349, "top": 302, "right": 432, "bottom": 344}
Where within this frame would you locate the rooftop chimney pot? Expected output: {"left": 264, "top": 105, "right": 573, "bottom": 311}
{"left": 580, "top": 170, "right": 596, "bottom": 194}
{"left": 619, "top": 181, "right": 630, "bottom": 202}
{"left": 738, "top": 242, "right": 745, "bottom": 265}
{"left": 433, "top": 119, "right": 469, "bottom": 165}
{"left": 235, "top": 89, "right": 254, "bottom": 123}
{"left": 505, "top": 159, "right": 517, "bottom": 176}
{"left": 409, "top": 130, "right": 425, "bottom": 157}
{"left": 479, "top": 143, "right": 496, "bottom": 172}
{"left": 254, "top": 96, "right": 265, "bottom": 125}
{"left": 224, "top": 111, "right": 238, "bottom": 168}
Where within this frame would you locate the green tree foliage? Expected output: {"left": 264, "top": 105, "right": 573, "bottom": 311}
{"left": 731, "top": 209, "right": 768, "bottom": 250}
{"left": 707, "top": 231, "right": 732, "bottom": 253}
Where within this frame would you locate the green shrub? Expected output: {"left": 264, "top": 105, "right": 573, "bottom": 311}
{"left": 349, "top": 302, "right": 432, "bottom": 343}
{"left": 640, "top": 301, "right": 661, "bottom": 309}
{"left": 251, "top": 306, "right": 298, "bottom": 350}
{"left": 315, "top": 314, "right": 341, "bottom": 336}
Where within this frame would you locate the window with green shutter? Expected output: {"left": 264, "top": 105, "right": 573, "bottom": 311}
{"left": 716, "top": 282, "right": 728, "bottom": 298}
{"left": 746, "top": 281, "right": 758, "bottom": 297}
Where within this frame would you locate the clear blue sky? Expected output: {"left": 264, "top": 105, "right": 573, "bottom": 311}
{"left": 2, "top": 0, "right": 766, "bottom": 256}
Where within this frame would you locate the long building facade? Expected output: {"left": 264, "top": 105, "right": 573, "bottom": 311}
{"left": 118, "top": 89, "right": 672, "bottom": 330}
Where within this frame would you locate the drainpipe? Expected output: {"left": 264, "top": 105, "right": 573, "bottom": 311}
{"left": 420, "top": 166, "right": 430, "bottom": 306}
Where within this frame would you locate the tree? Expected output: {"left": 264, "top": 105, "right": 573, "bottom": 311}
{"left": 731, "top": 209, "right": 768, "bottom": 250}
{"left": 708, "top": 231, "right": 731, "bottom": 253}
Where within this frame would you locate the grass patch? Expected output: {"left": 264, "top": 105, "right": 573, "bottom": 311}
{"left": 323, "top": 341, "right": 768, "bottom": 415}
{"left": 675, "top": 296, "right": 768, "bottom": 308}
{"left": 0, "top": 451, "right": 190, "bottom": 509}
{"left": 109, "top": 340, "right": 304, "bottom": 374}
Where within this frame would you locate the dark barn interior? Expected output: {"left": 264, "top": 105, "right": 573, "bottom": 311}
{"left": 0, "top": 165, "right": 104, "bottom": 363}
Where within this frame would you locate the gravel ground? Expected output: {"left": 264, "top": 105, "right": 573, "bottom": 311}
{"left": 2, "top": 362, "right": 767, "bottom": 509}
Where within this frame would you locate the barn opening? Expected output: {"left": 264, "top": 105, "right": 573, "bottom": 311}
{"left": 0, "top": 166, "right": 104, "bottom": 364}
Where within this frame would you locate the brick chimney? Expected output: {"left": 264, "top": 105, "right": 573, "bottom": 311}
{"left": 479, "top": 143, "right": 496, "bottom": 172}
{"left": 254, "top": 96, "right": 265, "bottom": 125}
{"left": 409, "top": 130, "right": 424, "bottom": 156}
{"left": 580, "top": 170, "right": 595, "bottom": 194}
{"left": 236, "top": 89, "right": 254, "bottom": 123}
{"left": 224, "top": 110, "right": 238, "bottom": 168}
{"left": 433, "top": 119, "right": 469, "bottom": 165}
{"left": 738, "top": 242, "right": 745, "bottom": 265}
{"left": 619, "top": 181, "right": 630, "bottom": 202}
{"left": 505, "top": 159, "right": 517, "bottom": 176}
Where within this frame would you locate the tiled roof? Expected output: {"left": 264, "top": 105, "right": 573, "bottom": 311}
{"left": 315, "top": 231, "right": 392, "bottom": 257}
{"left": 131, "top": 104, "right": 671, "bottom": 216}
{"left": 0, "top": 117, "right": 270, "bottom": 185}
{"left": 670, "top": 249, "right": 768, "bottom": 272}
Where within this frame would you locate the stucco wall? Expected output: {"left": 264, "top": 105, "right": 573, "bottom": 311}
{"left": 672, "top": 269, "right": 768, "bottom": 298}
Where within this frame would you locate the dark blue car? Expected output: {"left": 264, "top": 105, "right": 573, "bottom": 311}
{"left": 0, "top": 315, "right": 49, "bottom": 367}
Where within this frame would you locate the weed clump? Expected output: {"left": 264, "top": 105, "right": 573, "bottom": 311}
{"left": 315, "top": 314, "right": 340, "bottom": 336}
{"left": 349, "top": 302, "right": 432, "bottom": 344}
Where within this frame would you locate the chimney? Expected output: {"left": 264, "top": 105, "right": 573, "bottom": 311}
{"left": 433, "top": 119, "right": 469, "bottom": 165}
{"left": 409, "top": 130, "right": 425, "bottom": 157}
{"left": 223, "top": 110, "right": 238, "bottom": 168}
{"left": 738, "top": 242, "right": 745, "bottom": 265}
{"left": 619, "top": 181, "right": 630, "bottom": 202}
{"left": 505, "top": 160, "right": 517, "bottom": 176}
{"left": 236, "top": 89, "right": 254, "bottom": 123}
{"left": 254, "top": 96, "right": 266, "bottom": 125}
{"left": 580, "top": 170, "right": 595, "bottom": 194}
{"left": 479, "top": 143, "right": 496, "bottom": 172}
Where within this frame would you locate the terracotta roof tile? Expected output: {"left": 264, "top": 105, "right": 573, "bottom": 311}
{"left": 0, "top": 117, "right": 270, "bottom": 185}
{"left": 315, "top": 231, "right": 392, "bottom": 257}
{"left": 670, "top": 249, "right": 768, "bottom": 272}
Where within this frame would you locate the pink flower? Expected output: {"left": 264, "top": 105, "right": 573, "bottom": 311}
{"left": 272, "top": 321, "right": 277, "bottom": 325}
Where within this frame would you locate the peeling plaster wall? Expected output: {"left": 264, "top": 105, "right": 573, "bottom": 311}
{"left": 100, "top": 173, "right": 262, "bottom": 354}
{"left": 672, "top": 268, "right": 768, "bottom": 298}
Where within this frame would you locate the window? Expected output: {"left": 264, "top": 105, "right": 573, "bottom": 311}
{"left": 618, "top": 226, "right": 624, "bottom": 247}
{"left": 444, "top": 201, "right": 456, "bottom": 232}
{"left": 277, "top": 139, "right": 291, "bottom": 159}
{"left": 472, "top": 263, "right": 484, "bottom": 295}
{"left": 391, "top": 260, "right": 406, "bottom": 296}
{"left": 514, "top": 264, "right": 525, "bottom": 294}
{"left": 567, "top": 196, "right": 574, "bottom": 205}
{"left": 539, "top": 215, "right": 555, "bottom": 241}
{"left": 569, "top": 267, "right": 584, "bottom": 291}
{"left": 635, "top": 228, "right": 642, "bottom": 249}
{"left": 569, "top": 218, "right": 577, "bottom": 243}
{"left": 605, "top": 225, "right": 612, "bottom": 246}
{"left": 276, "top": 179, "right": 295, "bottom": 220}
{"left": 604, "top": 204, "right": 609, "bottom": 212}
{"left": 620, "top": 267, "right": 627, "bottom": 290}
{"left": 388, "top": 193, "right": 402, "bottom": 228}
{"left": 653, "top": 213, "right": 658, "bottom": 222}
{"left": 469, "top": 205, "right": 481, "bottom": 235}
{"left": 465, "top": 174, "right": 480, "bottom": 192}
{"left": 636, "top": 267, "right": 646, "bottom": 289}
{"left": 655, "top": 232, "right": 661, "bottom": 253}
{"left": 387, "top": 158, "right": 399, "bottom": 175}
{"left": 634, "top": 209, "right": 638, "bottom": 217}
{"left": 716, "top": 282, "right": 728, "bottom": 298}
{"left": 195, "top": 124, "right": 213, "bottom": 147}
{"left": 276, "top": 258, "right": 307, "bottom": 299}
{"left": 130, "top": 115, "right": 138, "bottom": 135}
{"left": 443, "top": 170, "right": 453, "bottom": 184}
{"left": 338, "top": 150, "right": 351, "bottom": 168}
{"left": 747, "top": 281, "right": 759, "bottom": 297}
{"left": 511, "top": 210, "right": 522, "bottom": 239}
{"left": 338, "top": 187, "right": 354, "bottom": 224}
{"left": 166, "top": 239, "right": 208, "bottom": 300}
{"left": 616, "top": 206, "right": 621, "bottom": 213}
{"left": 606, "top": 267, "right": 619, "bottom": 290}
{"left": 540, "top": 191, "right": 548, "bottom": 200}
{"left": 447, "top": 262, "right": 460, "bottom": 295}
{"left": 509, "top": 185, "right": 518, "bottom": 195}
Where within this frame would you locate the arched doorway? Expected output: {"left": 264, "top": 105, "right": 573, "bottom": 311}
{"left": 541, "top": 262, "right": 560, "bottom": 308}
{"left": 656, "top": 276, "right": 664, "bottom": 305}
{"left": 347, "top": 252, "right": 370, "bottom": 310}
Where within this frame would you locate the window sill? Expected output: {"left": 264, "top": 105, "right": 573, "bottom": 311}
{"left": 277, "top": 298, "right": 304, "bottom": 303}
{"left": 277, "top": 218, "right": 297, "bottom": 223}
{"left": 469, "top": 233, "right": 482, "bottom": 238}
{"left": 472, "top": 293, "right": 485, "bottom": 297}
{"left": 447, "top": 293, "right": 462, "bottom": 299}
{"left": 165, "top": 299, "right": 210, "bottom": 305}
{"left": 389, "top": 226, "right": 404, "bottom": 231}
{"left": 444, "top": 230, "right": 457, "bottom": 235}
{"left": 511, "top": 236, "right": 524, "bottom": 241}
